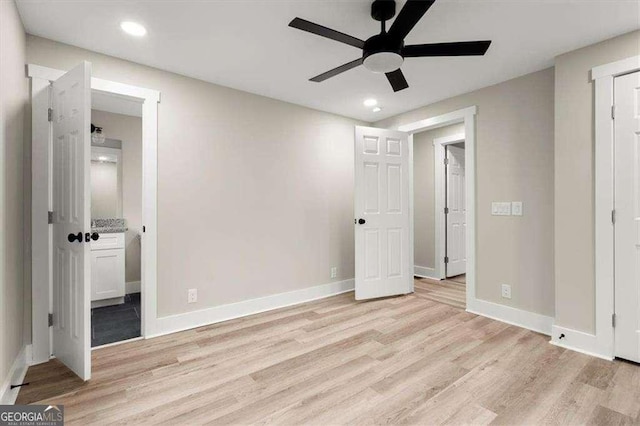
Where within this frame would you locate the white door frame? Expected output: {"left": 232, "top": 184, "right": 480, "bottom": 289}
{"left": 433, "top": 133, "right": 465, "bottom": 280}
{"left": 398, "top": 106, "right": 477, "bottom": 309}
{"left": 587, "top": 55, "right": 640, "bottom": 360}
{"left": 28, "top": 64, "right": 160, "bottom": 365}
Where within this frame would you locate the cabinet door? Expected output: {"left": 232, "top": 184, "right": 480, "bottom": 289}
{"left": 91, "top": 249, "right": 125, "bottom": 300}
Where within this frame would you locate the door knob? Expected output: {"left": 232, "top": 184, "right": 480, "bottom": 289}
{"left": 358, "top": 218, "right": 366, "bottom": 225}
{"left": 85, "top": 232, "right": 100, "bottom": 242}
{"left": 68, "top": 232, "right": 83, "bottom": 243}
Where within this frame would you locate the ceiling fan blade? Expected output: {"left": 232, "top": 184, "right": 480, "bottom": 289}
{"left": 310, "top": 58, "right": 364, "bottom": 82}
{"left": 403, "top": 41, "right": 492, "bottom": 57}
{"left": 387, "top": 0, "right": 436, "bottom": 41}
{"left": 289, "top": 18, "right": 365, "bottom": 49}
{"left": 385, "top": 69, "right": 409, "bottom": 92}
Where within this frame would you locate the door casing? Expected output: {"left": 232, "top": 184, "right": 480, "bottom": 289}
{"left": 397, "top": 106, "right": 477, "bottom": 310}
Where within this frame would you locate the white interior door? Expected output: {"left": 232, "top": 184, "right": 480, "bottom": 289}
{"left": 446, "top": 145, "right": 466, "bottom": 277}
{"left": 51, "top": 62, "right": 92, "bottom": 380}
{"left": 354, "top": 126, "right": 412, "bottom": 300}
{"left": 614, "top": 70, "right": 640, "bottom": 363}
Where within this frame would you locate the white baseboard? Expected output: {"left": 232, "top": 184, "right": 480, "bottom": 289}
{"left": 150, "top": 279, "right": 355, "bottom": 338}
{"left": 414, "top": 265, "right": 439, "bottom": 280}
{"left": 0, "top": 344, "right": 31, "bottom": 405}
{"left": 126, "top": 281, "right": 141, "bottom": 294}
{"left": 467, "top": 299, "right": 553, "bottom": 336}
{"left": 549, "top": 325, "right": 613, "bottom": 361}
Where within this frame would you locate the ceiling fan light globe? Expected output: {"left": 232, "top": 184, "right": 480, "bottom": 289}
{"left": 363, "top": 52, "right": 404, "bottom": 74}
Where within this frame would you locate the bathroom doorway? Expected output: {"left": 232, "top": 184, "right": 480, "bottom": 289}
{"left": 89, "top": 91, "right": 143, "bottom": 347}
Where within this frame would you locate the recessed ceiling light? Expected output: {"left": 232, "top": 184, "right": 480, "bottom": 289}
{"left": 98, "top": 156, "right": 109, "bottom": 161}
{"left": 120, "top": 21, "right": 147, "bottom": 37}
{"left": 363, "top": 99, "right": 377, "bottom": 107}
{"left": 372, "top": 107, "right": 382, "bottom": 113}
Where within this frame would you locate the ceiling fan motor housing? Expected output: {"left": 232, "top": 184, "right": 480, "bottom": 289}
{"left": 371, "top": 0, "right": 396, "bottom": 22}
{"left": 363, "top": 34, "right": 404, "bottom": 73}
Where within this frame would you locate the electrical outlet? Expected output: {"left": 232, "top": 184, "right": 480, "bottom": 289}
{"left": 501, "top": 284, "right": 511, "bottom": 299}
{"left": 330, "top": 267, "right": 337, "bottom": 279}
{"left": 188, "top": 288, "right": 197, "bottom": 304}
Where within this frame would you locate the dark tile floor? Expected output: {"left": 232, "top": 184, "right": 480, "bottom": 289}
{"left": 91, "top": 292, "right": 141, "bottom": 347}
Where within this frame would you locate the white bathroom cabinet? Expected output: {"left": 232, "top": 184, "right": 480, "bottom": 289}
{"left": 91, "top": 232, "right": 125, "bottom": 302}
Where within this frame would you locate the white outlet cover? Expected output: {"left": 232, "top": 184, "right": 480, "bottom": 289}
{"left": 501, "top": 284, "right": 511, "bottom": 299}
{"left": 188, "top": 288, "right": 197, "bottom": 303}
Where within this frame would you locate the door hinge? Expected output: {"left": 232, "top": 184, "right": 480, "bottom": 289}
{"left": 444, "top": 158, "right": 449, "bottom": 165}
{"left": 612, "top": 209, "right": 616, "bottom": 224}
{"left": 48, "top": 211, "right": 54, "bottom": 224}
{"left": 444, "top": 256, "right": 449, "bottom": 264}
{"left": 612, "top": 313, "right": 616, "bottom": 328}
{"left": 611, "top": 105, "right": 615, "bottom": 120}
{"left": 143, "top": 225, "right": 146, "bottom": 233}
{"left": 48, "top": 108, "right": 53, "bottom": 122}
{"left": 444, "top": 207, "right": 449, "bottom": 214}
{"left": 48, "top": 313, "right": 53, "bottom": 327}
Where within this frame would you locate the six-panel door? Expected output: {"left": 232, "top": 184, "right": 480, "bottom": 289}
{"left": 52, "top": 62, "right": 92, "bottom": 380}
{"left": 614, "top": 71, "right": 640, "bottom": 363}
{"left": 354, "top": 126, "right": 412, "bottom": 300}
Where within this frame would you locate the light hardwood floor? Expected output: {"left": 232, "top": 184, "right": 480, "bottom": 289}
{"left": 17, "top": 280, "right": 640, "bottom": 425}
{"left": 414, "top": 277, "right": 466, "bottom": 309}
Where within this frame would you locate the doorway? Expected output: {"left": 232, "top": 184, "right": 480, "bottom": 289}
{"left": 353, "top": 106, "right": 477, "bottom": 310}
{"left": 89, "top": 91, "right": 143, "bottom": 347}
{"left": 28, "top": 62, "right": 160, "bottom": 380}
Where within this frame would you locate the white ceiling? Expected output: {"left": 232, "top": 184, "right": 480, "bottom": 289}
{"left": 17, "top": 0, "right": 639, "bottom": 121}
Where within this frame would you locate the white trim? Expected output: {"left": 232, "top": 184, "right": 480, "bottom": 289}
{"left": 91, "top": 336, "right": 143, "bottom": 351}
{"left": 151, "top": 279, "right": 355, "bottom": 338}
{"left": 433, "top": 133, "right": 465, "bottom": 279}
{"left": 550, "top": 325, "right": 613, "bottom": 361}
{"left": 591, "top": 55, "right": 640, "bottom": 80}
{"left": 398, "top": 106, "right": 476, "bottom": 134}
{"left": 126, "top": 280, "right": 141, "bottom": 294}
{"left": 396, "top": 106, "right": 477, "bottom": 310}
{"left": 414, "top": 266, "right": 439, "bottom": 280}
{"left": 584, "top": 56, "right": 640, "bottom": 361}
{"left": 467, "top": 300, "right": 553, "bottom": 336}
{"left": 29, "top": 64, "right": 160, "bottom": 364}
{"left": 0, "top": 345, "right": 31, "bottom": 405}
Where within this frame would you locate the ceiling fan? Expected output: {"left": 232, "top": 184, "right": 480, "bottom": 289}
{"left": 289, "top": 0, "right": 492, "bottom": 92}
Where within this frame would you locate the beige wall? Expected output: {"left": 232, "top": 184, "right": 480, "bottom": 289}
{"left": 413, "top": 123, "right": 465, "bottom": 270}
{"left": 0, "top": 0, "right": 27, "bottom": 393}
{"left": 91, "top": 160, "right": 119, "bottom": 217}
{"left": 554, "top": 30, "right": 640, "bottom": 334}
{"left": 376, "top": 68, "right": 555, "bottom": 317}
{"left": 91, "top": 110, "right": 143, "bottom": 283}
{"left": 27, "top": 36, "right": 364, "bottom": 317}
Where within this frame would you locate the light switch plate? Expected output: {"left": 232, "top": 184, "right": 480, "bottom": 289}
{"left": 491, "top": 202, "right": 511, "bottom": 216}
{"left": 511, "top": 201, "right": 523, "bottom": 216}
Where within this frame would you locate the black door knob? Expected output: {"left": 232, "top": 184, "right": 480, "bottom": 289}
{"left": 358, "top": 218, "right": 366, "bottom": 225}
{"left": 91, "top": 232, "right": 100, "bottom": 241}
{"left": 68, "top": 232, "right": 83, "bottom": 243}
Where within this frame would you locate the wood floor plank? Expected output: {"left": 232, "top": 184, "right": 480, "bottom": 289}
{"left": 17, "top": 278, "right": 640, "bottom": 425}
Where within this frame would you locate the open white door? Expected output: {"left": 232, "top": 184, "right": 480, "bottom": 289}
{"left": 614, "top": 70, "right": 640, "bottom": 363}
{"left": 446, "top": 145, "right": 466, "bottom": 277}
{"left": 354, "top": 126, "right": 412, "bottom": 300}
{"left": 51, "top": 62, "right": 92, "bottom": 380}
